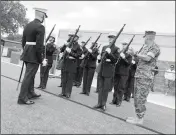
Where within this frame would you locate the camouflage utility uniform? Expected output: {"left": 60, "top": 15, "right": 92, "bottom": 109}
{"left": 134, "top": 43, "right": 160, "bottom": 119}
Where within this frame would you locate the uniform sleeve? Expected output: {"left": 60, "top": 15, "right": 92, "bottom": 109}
{"left": 21, "top": 30, "right": 26, "bottom": 49}
{"left": 90, "top": 48, "right": 99, "bottom": 60}
{"left": 147, "top": 45, "right": 160, "bottom": 58}
{"left": 123, "top": 54, "right": 132, "bottom": 66}
{"left": 107, "top": 48, "right": 119, "bottom": 64}
{"left": 36, "top": 25, "right": 45, "bottom": 63}
{"left": 69, "top": 45, "right": 82, "bottom": 58}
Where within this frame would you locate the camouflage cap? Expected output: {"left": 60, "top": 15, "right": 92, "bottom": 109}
{"left": 143, "top": 31, "right": 156, "bottom": 38}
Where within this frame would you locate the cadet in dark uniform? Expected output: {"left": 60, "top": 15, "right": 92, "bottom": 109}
{"left": 58, "top": 32, "right": 74, "bottom": 87}
{"left": 95, "top": 54, "right": 101, "bottom": 93}
{"left": 18, "top": 8, "right": 47, "bottom": 105}
{"left": 59, "top": 35, "right": 82, "bottom": 98}
{"left": 38, "top": 36, "right": 57, "bottom": 89}
{"left": 80, "top": 43, "right": 99, "bottom": 96}
{"left": 123, "top": 57, "right": 137, "bottom": 101}
{"left": 110, "top": 40, "right": 132, "bottom": 107}
{"left": 93, "top": 32, "right": 119, "bottom": 111}
{"left": 73, "top": 41, "right": 87, "bottom": 87}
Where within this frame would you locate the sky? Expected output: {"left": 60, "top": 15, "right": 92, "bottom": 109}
{"left": 19, "top": 1, "right": 175, "bottom": 36}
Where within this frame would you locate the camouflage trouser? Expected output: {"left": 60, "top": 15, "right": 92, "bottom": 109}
{"left": 134, "top": 77, "right": 152, "bottom": 119}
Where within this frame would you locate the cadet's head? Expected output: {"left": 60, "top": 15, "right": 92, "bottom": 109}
{"left": 81, "top": 41, "right": 86, "bottom": 46}
{"left": 34, "top": 8, "right": 48, "bottom": 23}
{"left": 144, "top": 31, "right": 156, "bottom": 45}
{"left": 170, "top": 65, "right": 174, "bottom": 70}
{"left": 108, "top": 32, "right": 116, "bottom": 44}
{"left": 49, "top": 36, "right": 55, "bottom": 43}
{"left": 73, "top": 35, "right": 79, "bottom": 42}
{"left": 120, "top": 39, "right": 129, "bottom": 52}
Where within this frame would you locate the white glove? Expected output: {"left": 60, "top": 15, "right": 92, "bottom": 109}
{"left": 120, "top": 53, "right": 125, "bottom": 59}
{"left": 81, "top": 54, "right": 85, "bottom": 59}
{"left": 105, "top": 48, "right": 111, "bottom": 54}
{"left": 97, "top": 55, "right": 101, "bottom": 60}
{"left": 132, "top": 60, "right": 135, "bottom": 64}
{"left": 64, "top": 41, "right": 68, "bottom": 45}
{"left": 42, "top": 59, "right": 48, "bottom": 66}
{"left": 88, "top": 48, "right": 92, "bottom": 53}
{"left": 59, "top": 53, "right": 63, "bottom": 57}
{"left": 66, "top": 47, "right": 71, "bottom": 53}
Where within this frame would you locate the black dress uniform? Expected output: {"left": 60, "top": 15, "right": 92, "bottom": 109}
{"left": 81, "top": 47, "right": 99, "bottom": 95}
{"left": 94, "top": 45, "right": 119, "bottom": 111}
{"left": 95, "top": 56, "right": 101, "bottom": 93}
{"left": 73, "top": 45, "right": 86, "bottom": 87}
{"left": 59, "top": 41, "right": 82, "bottom": 98}
{"left": 39, "top": 41, "right": 57, "bottom": 89}
{"left": 18, "top": 18, "right": 45, "bottom": 104}
{"left": 111, "top": 53, "right": 132, "bottom": 106}
{"left": 124, "top": 61, "right": 137, "bottom": 101}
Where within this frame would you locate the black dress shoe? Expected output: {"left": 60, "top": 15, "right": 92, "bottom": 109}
{"left": 37, "top": 86, "right": 42, "bottom": 88}
{"left": 66, "top": 94, "right": 70, "bottom": 98}
{"left": 41, "top": 86, "right": 46, "bottom": 90}
{"left": 58, "top": 84, "right": 62, "bottom": 87}
{"left": 17, "top": 99, "right": 35, "bottom": 105}
{"left": 131, "top": 95, "right": 134, "bottom": 98}
{"left": 80, "top": 92, "right": 86, "bottom": 94}
{"left": 93, "top": 104, "right": 101, "bottom": 109}
{"left": 28, "top": 93, "right": 41, "bottom": 99}
{"left": 109, "top": 101, "right": 116, "bottom": 105}
{"left": 85, "top": 92, "right": 89, "bottom": 96}
{"left": 116, "top": 102, "right": 121, "bottom": 107}
{"left": 125, "top": 98, "right": 130, "bottom": 102}
{"left": 58, "top": 93, "right": 65, "bottom": 97}
{"left": 101, "top": 106, "right": 106, "bottom": 111}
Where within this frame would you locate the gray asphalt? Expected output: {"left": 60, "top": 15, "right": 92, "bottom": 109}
{"left": 1, "top": 62, "right": 175, "bottom": 134}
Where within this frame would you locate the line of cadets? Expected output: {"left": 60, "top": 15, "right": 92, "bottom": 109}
{"left": 45, "top": 31, "right": 138, "bottom": 111}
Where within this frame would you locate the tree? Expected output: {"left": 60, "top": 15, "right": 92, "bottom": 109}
{"left": 6, "top": 34, "right": 23, "bottom": 42}
{"left": 0, "top": 1, "right": 29, "bottom": 35}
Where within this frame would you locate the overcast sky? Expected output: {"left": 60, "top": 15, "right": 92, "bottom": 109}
{"left": 20, "top": 1, "right": 175, "bottom": 36}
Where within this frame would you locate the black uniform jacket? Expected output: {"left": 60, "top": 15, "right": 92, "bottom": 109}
{"left": 60, "top": 42, "right": 82, "bottom": 73}
{"left": 20, "top": 19, "right": 45, "bottom": 64}
{"left": 115, "top": 53, "right": 132, "bottom": 76}
{"left": 100, "top": 45, "right": 119, "bottom": 78}
{"left": 84, "top": 47, "right": 99, "bottom": 68}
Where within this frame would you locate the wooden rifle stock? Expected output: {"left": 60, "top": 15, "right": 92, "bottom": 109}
{"left": 95, "top": 24, "right": 126, "bottom": 73}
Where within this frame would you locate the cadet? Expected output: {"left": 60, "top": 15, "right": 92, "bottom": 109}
{"left": 126, "top": 31, "right": 160, "bottom": 125}
{"left": 80, "top": 42, "right": 99, "bottom": 96}
{"left": 18, "top": 8, "right": 47, "bottom": 105}
{"left": 38, "top": 36, "right": 58, "bottom": 89}
{"left": 73, "top": 41, "right": 87, "bottom": 87}
{"left": 93, "top": 32, "right": 119, "bottom": 111}
{"left": 95, "top": 54, "right": 101, "bottom": 93}
{"left": 58, "top": 32, "right": 74, "bottom": 87}
{"left": 58, "top": 35, "right": 82, "bottom": 98}
{"left": 110, "top": 40, "right": 132, "bottom": 107}
{"left": 123, "top": 57, "right": 137, "bottom": 101}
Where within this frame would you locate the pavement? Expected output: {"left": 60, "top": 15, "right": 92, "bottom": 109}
{"left": 1, "top": 60, "right": 175, "bottom": 134}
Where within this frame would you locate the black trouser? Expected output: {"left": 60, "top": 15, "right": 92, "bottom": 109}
{"left": 60, "top": 69, "right": 64, "bottom": 86}
{"left": 40, "top": 64, "right": 52, "bottom": 88}
{"left": 96, "top": 73, "right": 101, "bottom": 92}
{"left": 62, "top": 71, "right": 75, "bottom": 96}
{"left": 113, "top": 74, "right": 129, "bottom": 104}
{"left": 18, "top": 62, "right": 39, "bottom": 101}
{"left": 98, "top": 75, "right": 112, "bottom": 106}
{"left": 124, "top": 76, "right": 135, "bottom": 99}
{"left": 74, "top": 66, "right": 83, "bottom": 86}
{"left": 82, "top": 67, "right": 95, "bottom": 94}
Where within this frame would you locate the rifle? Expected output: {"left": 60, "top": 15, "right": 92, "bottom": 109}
{"left": 62, "top": 25, "right": 81, "bottom": 61}
{"left": 46, "top": 24, "right": 56, "bottom": 43}
{"left": 95, "top": 24, "right": 126, "bottom": 74}
{"left": 116, "top": 35, "right": 135, "bottom": 64}
{"left": 80, "top": 33, "right": 102, "bottom": 68}
{"left": 82, "top": 37, "right": 91, "bottom": 48}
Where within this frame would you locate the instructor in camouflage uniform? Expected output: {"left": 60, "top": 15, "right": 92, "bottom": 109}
{"left": 126, "top": 31, "right": 160, "bottom": 125}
